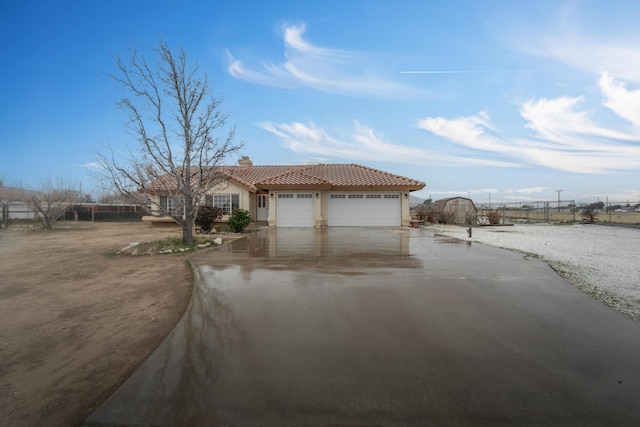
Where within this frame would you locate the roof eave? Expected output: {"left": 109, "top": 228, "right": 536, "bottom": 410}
{"left": 257, "top": 184, "right": 333, "bottom": 191}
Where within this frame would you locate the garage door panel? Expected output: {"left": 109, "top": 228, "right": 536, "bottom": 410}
{"left": 276, "top": 193, "right": 314, "bottom": 227}
{"left": 328, "top": 192, "right": 400, "bottom": 226}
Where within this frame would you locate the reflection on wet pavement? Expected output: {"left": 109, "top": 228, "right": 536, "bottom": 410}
{"left": 220, "top": 227, "right": 412, "bottom": 257}
{"left": 85, "top": 227, "right": 640, "bottom": 427}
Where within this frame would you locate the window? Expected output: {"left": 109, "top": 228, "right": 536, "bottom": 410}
{"left": 384, "top": 194, "right": 400, "bottom": 199}
{"left": 348, "top": 194, "right": 364, "bottom": 199}
{"left": 159, "top": 195, "right": 183, "bottom": 216}
{"left": 278, "top": 193, "right": 294, "bottom": 199}
{"left": 366, "top": 194, "right": 382, "bottom": 199}
{"left": 210, "top": 194, "right": 239, "bottom": 215}
{"left": 297, "top": 193, "right": 313, "bottom": 199}
{"left": 330, "top": 194, "right": 345, "bottom": 199}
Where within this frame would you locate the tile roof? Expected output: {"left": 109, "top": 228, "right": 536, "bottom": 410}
{"left": 255, "top": 169, "right": 333, "bottom": 187}
{"left": 149, "top": 163, "right": 425, "bottom": 192}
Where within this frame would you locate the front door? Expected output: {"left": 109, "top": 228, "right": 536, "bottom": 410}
{"left": 257, "top": 194, "right": 268, "bottom": 221}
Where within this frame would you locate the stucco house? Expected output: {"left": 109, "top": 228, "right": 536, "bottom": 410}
{"left": 149, "top": 157, "right": 425, "bottom": 227}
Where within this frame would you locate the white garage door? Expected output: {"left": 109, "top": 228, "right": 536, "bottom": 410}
{"left": 328, "top": 192, "right": 401, "bottom": 226}
{"left": 276, "top": 193, "right": 314, "bottom": 227}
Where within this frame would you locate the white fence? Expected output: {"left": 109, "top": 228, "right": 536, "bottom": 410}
{"left": 1, "top": 201, "right": 37, "bottom": 220}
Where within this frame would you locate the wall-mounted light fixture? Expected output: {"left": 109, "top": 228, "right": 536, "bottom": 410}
{"left": 270, "top": 192, "right": 274, "bottom": 198}
{"left": 316, "top": 192, "right": 319, "bottom": 198}
{"left": 404, "top": 193, "right": 409, "bottom": 198}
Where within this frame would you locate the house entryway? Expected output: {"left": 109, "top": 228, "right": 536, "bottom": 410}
{"left": 257, "top": 194, "right": 268, "bottom": 221}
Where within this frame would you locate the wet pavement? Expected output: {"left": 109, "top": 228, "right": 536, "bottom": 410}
{"left": 85, "top": 227, "right": 640, "bottom": 426}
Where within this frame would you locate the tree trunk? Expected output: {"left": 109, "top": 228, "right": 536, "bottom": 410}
{"left": 182, "top": 190, "right": 194, "bottom": 245}
{"left": 183, "top": 216, "right": 194, "bottom": 245}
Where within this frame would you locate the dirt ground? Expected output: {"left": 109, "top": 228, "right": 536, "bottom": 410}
{"left": 0, "top": 221, "right": 240, "bottom": 426}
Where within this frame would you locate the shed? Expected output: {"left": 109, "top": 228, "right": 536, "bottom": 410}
{"left": 433, "top": 197, "right": 477, "bottom": 224}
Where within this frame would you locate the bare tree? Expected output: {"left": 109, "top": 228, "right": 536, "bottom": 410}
{"left": 24, "top": 179, "right": 81, "bottom": 230}
{"left": 96, "top": 41, "right": 242, "bottom": 244}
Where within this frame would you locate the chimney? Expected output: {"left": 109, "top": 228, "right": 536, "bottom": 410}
{"left": 238, "top": 156, "right": 253, "bottom": 167}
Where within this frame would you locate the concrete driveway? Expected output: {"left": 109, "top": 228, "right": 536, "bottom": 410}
{"left": 85, "top": 227, "right": 640, "bottom": 426}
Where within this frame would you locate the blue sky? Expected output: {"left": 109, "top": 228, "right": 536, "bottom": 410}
{"left": 1, "top": 0, "right": 639, "bottom": 204}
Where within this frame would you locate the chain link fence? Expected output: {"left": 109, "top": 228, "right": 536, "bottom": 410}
{"left": 475, "top": 200, "right": 640, "bottom": 225}
{"left": 1, "top": 203, "right": 147, "bottom": 227}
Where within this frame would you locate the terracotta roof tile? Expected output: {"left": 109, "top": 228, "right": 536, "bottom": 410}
{"left": 302, "top": 164, "right": 424, "bottom": 188}
{"left": 257, "top": 169, "right": 332, "bottom": 187}
{"left": 149, "top": 163, "right": 425, "bottom": 192}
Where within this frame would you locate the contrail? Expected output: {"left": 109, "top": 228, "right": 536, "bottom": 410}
{"left": 400, "top": 70, "right": 549, "bottom": 74}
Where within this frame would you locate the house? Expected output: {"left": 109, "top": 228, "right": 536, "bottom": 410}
{"left": 432, "top": 197, "right": 477, "bottom": 224}
{"left": 150, "top": 157, "right": 425, "bottom": 227}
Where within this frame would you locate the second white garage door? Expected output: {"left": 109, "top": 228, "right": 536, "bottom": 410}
{"left": 276, "top": 193, "right": 314, "bottom": 227}
{"left": 328, "top": 192, "right": 401, "bottom": 226}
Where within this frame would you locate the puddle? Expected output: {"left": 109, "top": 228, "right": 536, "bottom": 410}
{"left": 434, "top": 236, "right": 472, "bottom": 246}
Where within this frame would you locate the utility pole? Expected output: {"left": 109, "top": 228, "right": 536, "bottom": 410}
{"left": 555, "top": 189, "right": 563, "bottom": 212}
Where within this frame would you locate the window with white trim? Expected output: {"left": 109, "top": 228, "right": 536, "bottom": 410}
{"left": 330, "top": 194, "right": 346, "bottom": 199}
{"left": 384, "top": 194, "right": 400, "bottom": 199}
{"left": 297, "top": 193, "right": 313, "bottom": 199}
{"left": 348, "top": 194, "right": 364, "bottom": 199}
{"left": 366, "top": 194, "right": 382, "bottom": 199}
{"left": 159, "top": 195, "right": 183, "bottom": 216}
{"left": 209, "top": 194, "right": 239, "bottom": 215}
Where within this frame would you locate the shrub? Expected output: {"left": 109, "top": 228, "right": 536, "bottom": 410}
{"left": 196, "top": 206, "right": 224, "bottom": 233}
{"left": 437, "top": 210, "right": 456, "bottom": 224}
{"left": 486, "top": 209, "right": 501, "bottom": 225}
{"left": 581, "top": 207, "right": 598, "bottom": 223}
{"left": 227, "top": 208, "right": 252, "bottom": 233}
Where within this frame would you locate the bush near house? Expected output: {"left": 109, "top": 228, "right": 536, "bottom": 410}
{"left": 196, "top": 206, "right": 224, "bottom": 233}
{"left": 227, "top": 208, "right": 252, "bottom": 233}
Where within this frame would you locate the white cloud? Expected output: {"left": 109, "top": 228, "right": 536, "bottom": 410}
{"left": 521, "top": 95, "right": 638, "bottom": 145}
{"left": 263, "top": 73, "right": 640, "bottom": 174}
{"left": 503, "top": 5, "right": 640, "bottom": 82}
{"left": 76, "top": 162, "right": 104, "bottom": 170}
{"left": 416, "top": 113, "right": 513, "bottom": 154}
{"left": 502, "top": 195, "right": 540, "bottom": 202}
{"left": 537, "top": 36, "right": 639, "bottom": 82}
{"left": 599, "top": 72, "right": 640, "bottom": 128}
{"left": 505, "top": 187, "right": 548, "bottom": 194}
{"left": 415, "top": 73, "right": 640, "bottom": 174}
{"left": 260, "top": 120, "right": 520, "bottom": 168}
{"left": 227, "top": 23, "right": 421, "bottom": 98}
{"left": 476, "top": 188, "right": 499, "bottom": 194}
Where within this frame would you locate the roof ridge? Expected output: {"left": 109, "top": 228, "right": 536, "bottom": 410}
{"left": 350, "top": 163, "right": 414, "bottom": 180}
{"left": 254, "top": 165, "right": 307, "bottom": 184}
{"left": 296, "top": 168, "right": 333, "bottom": 185}
{"left": 256, "top": 166, "right": 334, "bottom": 185}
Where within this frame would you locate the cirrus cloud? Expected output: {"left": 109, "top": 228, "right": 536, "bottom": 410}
{"left": 416, "top": 72, "right": 640, "bottom": 174}
{"left": 227, "top": 23, "right": 423, "bottom": 98}
{"left": 260, "top": 120, "right": 520, "bottom": 168}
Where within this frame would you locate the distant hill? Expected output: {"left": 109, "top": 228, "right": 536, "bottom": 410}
{"left": 0, "top": 184, "right": 41, "bottom": 201}
{"left": 410, "top": 195, "right": 424, "bottom": 207}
